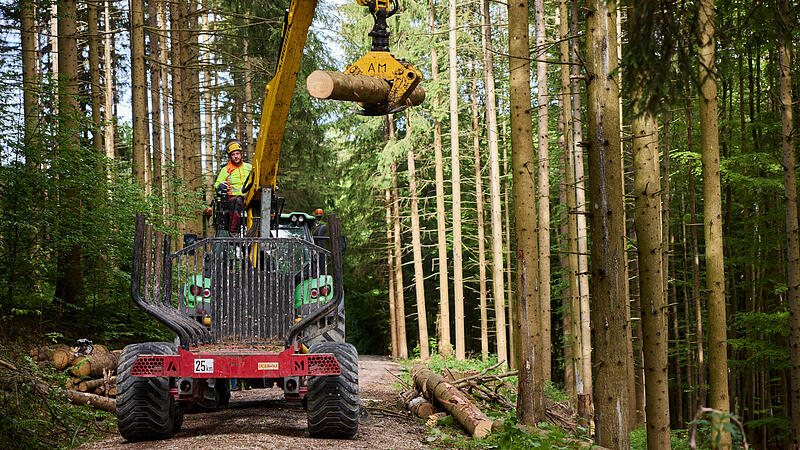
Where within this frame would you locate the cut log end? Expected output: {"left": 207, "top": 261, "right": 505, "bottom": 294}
{"left": 472, "top": 420, "right": 493, "bottom": 439}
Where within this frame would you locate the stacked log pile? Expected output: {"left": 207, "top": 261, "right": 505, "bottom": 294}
{"left": 28, "top": 344, "right": 120, "bottom": 410}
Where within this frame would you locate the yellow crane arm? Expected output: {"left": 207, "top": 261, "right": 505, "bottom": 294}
{"left": 245, "top": 0, "right": 318, "bottom": 208}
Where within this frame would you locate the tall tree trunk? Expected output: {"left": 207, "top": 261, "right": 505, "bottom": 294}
{"left": 408, "top": 118, "right": 430, "bottom": 360}
{"left": 503, "top": 128, "right": 515, "bottom": 368}
{"left": 392, "top": 165, "right": 408, "bottom": 359}
{"left": 149, "top": 0, "right": 163, "bottom": 196}
{"left": 55, "top": 0, "right": 83, "bottom": 305}
{"left": 244, "top": 17, "right": 253, "bottom": 150}
{"left": 103, "top": 0, "right": 115, "bottom": 161}
{"left": 21, "top": 0, "right": 39, "bottom": 165}
{"left": 480, "top": 0, "right": 507, "bottom": 366}
{"left": 687, "top": 82, "right": 706, "bottom": 410}
{"left": 664, "top": 110, "right": 682, "bottom": 426}
{"left": 159, "top": 0, "right": 172, "bottom": 186}
{"left": 390, "top": 116, "right": 408, "bottom": 359}
{"left": 471, "top": 62, "right": 489, "bottom": 360}
{"left": 571, "top": 0, "right": 592, "bottom": 397}
{"left": 448, "top": 0, "right": 465, "bottom": 360}
{"left": 558, "top": 0, "right": 583, "bottom": 401}
{"left": 780, "top": 0, "right": 800, "bottom": 444}
{"left": 201, "top": 7, "right": 213, "bottom": 209}
{"left": 88, "top": 1, "right": 103, "bottom": 157}
{"left": 428, "top": 0, "right": 451, "bottom": 357}
{"left": 187, "top": 0, "right": 202, "bottom": 232}
{"left": 534, "top": 0, "right": 551, "bottom": 381}
{"left": 508, "top": 0, "right": 544, "bottom": 424}
{"left": 170, "top": 0, "right": 186, "bottom": 206}
{"left": 386, "top": 188, "right": 399, "bottom": 359}
{"left": 50, "top": 2, "right": 58, "bottom": 108}
{"left": 131, "top": 0, "right": 149, "bottom": 184}
{"left": 697, "top": 0, "right": 731, "bottom": 443}
{"left": 585, "top": 0, "right": 630, "bottom": 445}
{"left": 632, "top": 86, "right": 671, "bottom": 448}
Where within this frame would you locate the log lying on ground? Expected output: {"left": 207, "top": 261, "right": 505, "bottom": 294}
{"left": 64, "top": 390, "right": 116, "bottom": 413}
{"left": 70, "top": 352, "right": 119, "bottom": 377}
{"left": 78, "top": 376, "right": 116, "bottom": 392}
{"left": 30, "top": 345, "right": 70, "bottom": 362}
{"left": 306, "top": 71, "right": 426, "bottom": 107}
{"left": 412, "top": 365, "right": 493, "bottom": 438}
{"left": 408, "top": 396, "right": 436, "bottom": 418}
{"left": 51, "top": 349, "right": 75, "bottom": 370}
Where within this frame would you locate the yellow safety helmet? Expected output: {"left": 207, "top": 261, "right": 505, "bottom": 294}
{"left": 224, "top": 138, "right": 243, "bottom": 155}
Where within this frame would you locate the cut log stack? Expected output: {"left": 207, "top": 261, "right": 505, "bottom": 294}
{"left": 28, "top": 344, "right": 120, "bottom": 403}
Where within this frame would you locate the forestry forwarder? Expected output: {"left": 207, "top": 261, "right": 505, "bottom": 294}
{"left": 117, "top": 0, "right": 421, "bottom": 442}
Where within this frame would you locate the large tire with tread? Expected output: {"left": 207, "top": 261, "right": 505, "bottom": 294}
{"left": 306, "top": 342, "right": 359, "bottom": 438}
{"left": 305, "top": 302, "right": 346, "bottom": 347}
{"left": 117, "top": 342, "right": 181, "bottom": 441}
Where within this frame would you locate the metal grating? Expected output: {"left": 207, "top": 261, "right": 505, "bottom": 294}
{"left": 131, "top": 356, "right": 165, "bottom": 376}
{"left": 307, "top": 355, "right": 340, "bottom": 375}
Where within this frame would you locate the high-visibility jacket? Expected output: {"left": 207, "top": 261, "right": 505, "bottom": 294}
{"left": 215, "top": 161, "right": 252, "bottom": 196}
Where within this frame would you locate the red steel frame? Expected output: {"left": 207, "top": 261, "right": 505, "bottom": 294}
{"left": 130, "top": 343, "right": 341, "bottom": 379}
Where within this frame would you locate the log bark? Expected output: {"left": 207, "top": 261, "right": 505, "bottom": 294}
{"left": 51, "top": 349, "right": 74, "bottom": 370}
{"left": 65, "top": 390, "right": 116, "bottom": 413}
{"left": 78, "top": 376, "right": 116, "bottom": 392}
{"left": 70, "top": 353, "right": 119, "bottom": 377}
{"left": 408, "top": 396, "right": 436, "bottom": 418}
{"left": 412, "top": 365, "right": 493, "bottom": 438}
{"left": 306, "top": 71, "right": 425, "bottom": 107}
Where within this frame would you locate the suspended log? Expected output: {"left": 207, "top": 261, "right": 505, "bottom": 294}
{"left": 64, "top": 390, "right": 115, "bottom": 413}
{"left": 306, "top": 71, "right": 425, "bottom": 106}
{"left": 412, "top": 365, "right": 493, "bottom": 438}
{"left": 70, "top": 353, "right": 119, "bottom": 377}
{"left": 78, "top": 376, "right": 116, "bottom": 392}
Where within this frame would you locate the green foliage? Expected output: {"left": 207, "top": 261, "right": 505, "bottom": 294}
{"left": 630, "top": 427, "right": 692, "bottom": 450}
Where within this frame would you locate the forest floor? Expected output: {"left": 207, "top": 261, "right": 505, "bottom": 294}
{"left": 81, "top": 355, "right": 430, "bottom": 449}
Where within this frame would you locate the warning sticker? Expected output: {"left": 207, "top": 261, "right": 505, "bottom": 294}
{"left": 258, "top": 362, "right": 279, "bottom": 371}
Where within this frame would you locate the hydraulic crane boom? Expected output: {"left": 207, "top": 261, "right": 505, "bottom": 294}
{"left": 242, "top": 0, "right": 421, "bottom": 237}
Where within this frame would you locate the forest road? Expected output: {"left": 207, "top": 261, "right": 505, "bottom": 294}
{"left": 81, "top": 355, "right": 428, "bottom": 450}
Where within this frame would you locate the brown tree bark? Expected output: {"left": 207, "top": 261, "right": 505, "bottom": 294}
{"left": 471, "top": 61, "right": 489, "bottom": 360}
{"left": 571, "top": 0, "right": 592, "bottom": 396}
{"left": 632, "top": 87, "right": 671, "bottom": 448}
{"left": 55, "top": 0, "right": 84, "bottom": 306}
{"left": 448, "top": 0, "right": 465, "bottom": 360}
{"left": 534, "top": 0, "right": 551, "bottom": 381}
{"left": 480, "top": 0, "right": 507, "bottom": 366}
{"left": 780, "top": 0, "right": 800, "bottom": 444}
{"left": 408, "top": 116, "right": 430, "bottom": 360}
{"left": 21, "top": 0, "right": 39, "bottom": 166}
{"left": 508, "top": 0, "right": 544, "bottom": 424}
{"left": 87, "top": 1, "right": 103, "bottom": 156}
{"left": 585, "top": 0, "right": 630, "bottom": 445}
{"left": 391, "top": 132, "right": 408, "bottom": 358}
{"left": 306, "top": 71, "right": 425, "bottom": 106}
{"left": 149, "top": 0, "right": 164, "bottom": 196}
{"left": 697, "top": 0, "right": 731, "bottom": 443}
{"left": 103, "top": 0, "right": 115, "bottom": 161}
{"left": 386, "top": 189, "right": 399, "bottom": 358}
{"left": 428, "top": 0, "right": 451, "bottom": 358}
{"left": 131, "top": 0, "right": 149, "bottom": 184}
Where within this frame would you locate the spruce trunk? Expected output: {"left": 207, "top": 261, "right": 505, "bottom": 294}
{"left": 585, "top": 0, "right": 630, "bottom": 445}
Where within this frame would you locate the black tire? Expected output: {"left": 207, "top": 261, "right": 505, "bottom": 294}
{"left": 117, "top": 342, "right": 180, "bottom": 441}
{"left": 306, "top": 342, "right": 359, "bottom": 439}
{"left": 305, "top": 302, "right": 346, "bottom": 347}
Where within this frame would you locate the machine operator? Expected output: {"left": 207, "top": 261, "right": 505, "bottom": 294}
{"left": 214, "top": 138, "right": 252, "bottom": 234}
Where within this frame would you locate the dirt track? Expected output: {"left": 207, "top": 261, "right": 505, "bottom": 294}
{"left": 82, "top": 356, "right": 428, "bottom": 449}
